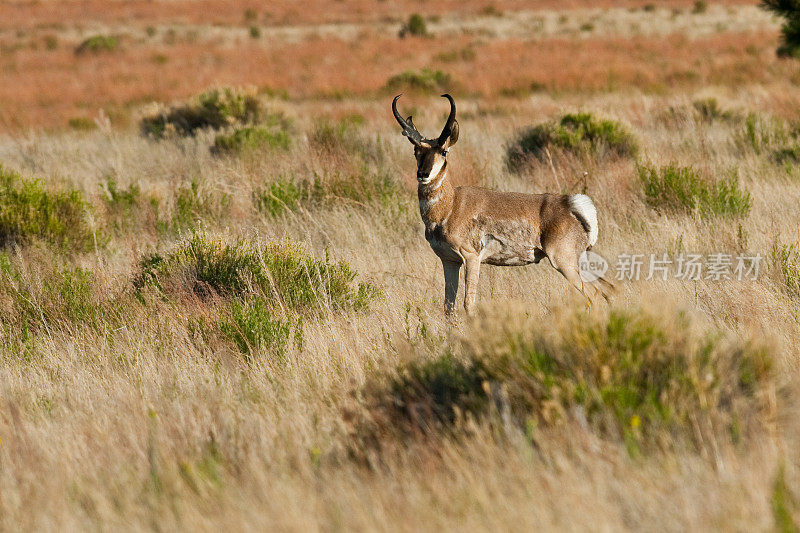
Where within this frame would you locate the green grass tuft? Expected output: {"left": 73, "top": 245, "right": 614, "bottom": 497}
{"left": 773, "top": 243, "right": 800, "bottom": 297}
{"left": 0, "top": 165, "right": 94, "bottom": 251}
{"left": 74, "top": 35, "right": 118, "bottom": 55}
{"left": 140, "top": 87, "right": 263, "bottom": 138}
{"left": 693, "top": 98, "right": 736, "bottom": 123}
{"left": 506, "top": 112, "right": 638, "bottom": 171}
{"left": 0, "top": 255, "right": 121, "bottom": 335}
{"left": 212, "top": 126, "right": 291, "bottom": 154}
{"left": 771, "top": 464, "right": 799, "bottom": 533}
{"left": 135, "top": 234, "right": 378, "bottom": 314}
{"left": 161, "top": 180, "right": 229, "bottom": 235}
{"left": 362, "top": 309, "right": 774, "bottom": 455}
{"left": 384, "top": 69, "right": 454, "bottom": 94}
{"left": 219, "top": 297, "right": 301, "bottom": 359}
{"left": 399, "top": 13, "right": 428, "bottom": 37}
{"left": 253, "top": 171, "right": 402, "bottom": 217}
{"left": 735, "top": 113, "right": 793, "bottom": 155}
{"left": 67, "top": 117, "right": 97, "bottom": 131}
{"left": 639, "top": 163, "right": 751, "bottom": 218}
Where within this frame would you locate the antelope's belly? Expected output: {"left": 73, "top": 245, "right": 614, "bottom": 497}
{"left": 480, "top": 233, "right": 537, "bottom": 266}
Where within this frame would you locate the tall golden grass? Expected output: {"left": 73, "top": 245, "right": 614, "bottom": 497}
{"left": 1, "top": 3, "right": 800, "bottom": 530}
{"left": 0, "top": 85, "right": 797, "bottom": 529}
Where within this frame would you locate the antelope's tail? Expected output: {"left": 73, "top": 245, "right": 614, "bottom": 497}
{"left": 569, "top": 194, "right": 598, "bottom": 248}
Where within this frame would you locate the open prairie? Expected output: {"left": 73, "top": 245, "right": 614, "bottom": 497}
{"left": 1, "top": 1, "right": 800, "bottom": 530}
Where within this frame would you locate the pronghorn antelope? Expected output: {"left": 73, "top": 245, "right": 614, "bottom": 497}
{"left": 392, "top": 93, "right": 614, "bottom": 314}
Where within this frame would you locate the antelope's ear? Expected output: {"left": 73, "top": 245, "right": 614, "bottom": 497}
{"left": 442, "top": 119, "right": 459, "bottom": 149}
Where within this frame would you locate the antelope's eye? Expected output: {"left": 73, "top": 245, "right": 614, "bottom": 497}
{"left": 441, "top": 149, "right": 449, "bottom": 156}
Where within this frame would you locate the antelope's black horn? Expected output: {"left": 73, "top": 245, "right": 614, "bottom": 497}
{"left": 392, "top": 94, "right": 424, "bottom": 145}
{"left": 437, "top": 93, "right": 457, "bottom": 145}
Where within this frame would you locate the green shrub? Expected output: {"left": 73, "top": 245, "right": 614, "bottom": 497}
{"left": 74, "top": 35, "right": 118, "bottom": 55}
{"left": 0, "top": 165, "right": 94, "bottom": 251}
{"left": 384, "top": 69, "right": 454, "bottom": 94}
{"left": 387, "top": 354, "right": 490, "bottom": 428}
{"left": 219, "top": 297, "right": 301, "bottom": 359}
{"left": 212, "top": 126, "right": 291, "bottom": 154}
{"left": 254, "top": 178, "right": 306, "bottom": 216}
{"left": 67, "top": 117, "right": 96, "bottom": 131}
{"left": 639, "top": 163, "right": 751, "bottom": 218}
{"left": 134, "top": 234, "right": 377, "bottom": 313}
{"left": 161, "top": 180, "right": 229, "bottom": 235}
{"left": 43, "top": 267, "right": 100, "bottom": 325}
{"left": 253, "top": 171, "right": 402, "bottom": 216}
{"left": 103, "top": 179, "right": 139, "bottom": 212}
{"left": 140, "top": 87, "right": 263, "bottom": 138}
{"left": 362, "top": 309, "right": 774, "bottom": 455}
{"left": 692, "top": 0, "right": 708, "bottom": 14}
{"left": 44, "top": 35, "right": 58, "bottom": 50}
{"left": 400, "top": 13, "right": 428, "bottom": 37}
{"left": 249, "top": 25, "right": 261, "bottom": 39}
{"left": 506, "top": 112, "right": 638, "bottom": 171}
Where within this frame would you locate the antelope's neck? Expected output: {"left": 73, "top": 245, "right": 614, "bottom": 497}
{"left": 418, "top": 163, "right": 454, "bottom": 228}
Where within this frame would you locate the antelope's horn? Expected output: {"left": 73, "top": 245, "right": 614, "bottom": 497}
{"left": 437, "top": 93, "right": 457, "bottom": 145}
{"left": 392, "top": 94, "right": 424, "bottom": 146}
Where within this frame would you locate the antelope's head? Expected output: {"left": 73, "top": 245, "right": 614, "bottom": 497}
{"left": 393, "top": 93, "right": 459, "bottom": 184}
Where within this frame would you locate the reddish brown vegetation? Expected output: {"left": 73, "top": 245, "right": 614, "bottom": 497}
{"left": 0, "top": 28, "right": 785, "bottom": 130}
{"left": 0, "top": 0, "right": 756, "bottom": 29}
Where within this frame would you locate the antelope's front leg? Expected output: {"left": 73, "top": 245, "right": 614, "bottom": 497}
{"left": 463, "top": 255, "right": 481, "bottom": 315}
{"left": 442, "top": 260, "right": 461, "bottom": 315}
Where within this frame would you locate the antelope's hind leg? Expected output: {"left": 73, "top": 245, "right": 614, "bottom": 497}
{"left": 545, "top": 237, "right": 604, "bottom": 307}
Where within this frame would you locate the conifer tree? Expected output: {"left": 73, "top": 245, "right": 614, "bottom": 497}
{"left": 763, "top": 0, "right": 800, "bottom": 58}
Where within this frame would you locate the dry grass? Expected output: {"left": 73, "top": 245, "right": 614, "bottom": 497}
{"left": 0, "top": 87, "right": 799, "bottom": 529}
{"left": 2, "top": 2, "right": 800, "bottom": 531}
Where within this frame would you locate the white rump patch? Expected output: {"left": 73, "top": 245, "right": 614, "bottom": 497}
{"left": 569, "top": 194, "right": 598, "bottom": 247}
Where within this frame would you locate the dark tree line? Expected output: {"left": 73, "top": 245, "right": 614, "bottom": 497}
{"left": 763, "top": 0, "right": 800, "bottom": 58}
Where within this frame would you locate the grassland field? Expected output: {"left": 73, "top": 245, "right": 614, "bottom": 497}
{"left": 1, "top": 1, "right": 800, "bottom": 531}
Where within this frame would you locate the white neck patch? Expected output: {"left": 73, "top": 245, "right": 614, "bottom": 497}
{"left": 420, "top": 193, "right": 440, "bottom": 214}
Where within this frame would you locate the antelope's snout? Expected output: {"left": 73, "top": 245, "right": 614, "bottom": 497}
{"left": 415, "top": 152, "right": 446, "bottom": 183}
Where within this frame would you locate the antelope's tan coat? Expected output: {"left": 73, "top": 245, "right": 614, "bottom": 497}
{"left": 394, "top": 94, "right": 613, "bottom": 314}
